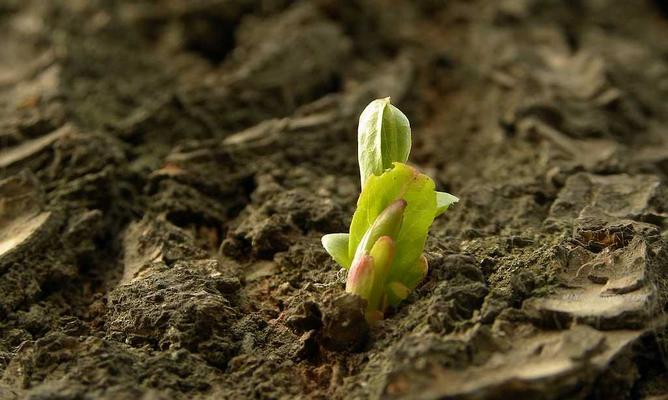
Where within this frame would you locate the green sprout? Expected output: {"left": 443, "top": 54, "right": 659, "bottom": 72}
{"left": 322, "top": 98, "right": 458, "bottom": 322}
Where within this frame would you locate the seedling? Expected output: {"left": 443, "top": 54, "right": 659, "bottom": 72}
{"left": 322, "top": 98, "right": 458, "bottom": 322}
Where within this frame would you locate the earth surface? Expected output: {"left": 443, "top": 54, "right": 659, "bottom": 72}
{"left": 1, "top": 0, "right": 668, "bottom": 399}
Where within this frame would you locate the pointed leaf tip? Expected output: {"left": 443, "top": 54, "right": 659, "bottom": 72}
{"left": 358, "top": 98, "right": 411, "bottom": 187}
{"left": 436, "top": 191, "right": 459, "bottom": 216}
{"left": 386, "top": 281, "right": 410, "bottom": 305}
{"left": 369, "top": 236, "right": 396, "bottom": 270}
{"left": 352, "top": 198, "right": 406, "bottom": 263}
{"left": 345, "top": 254, "right": 375, "bottom": 299}
{"left": 402, "top": 254, "right": 428, "bottom": 290}
{"left": 322, "top": 233, "right": 351, "bottom": 269}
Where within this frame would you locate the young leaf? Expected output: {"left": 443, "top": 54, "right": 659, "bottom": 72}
{"left": 402, "top": 254, "right": 428, "bottom": 290}
{"left": 386, "top": 254, "right": 428, "bottom": 307}
{"left": 386, "top": 281, "right": 410, "bottom": 305}
{"left": 366, "top": 236, "right": 396, "bottom": 314}
{"left": 435, "top": 191, "right": 459, "bottom": 216}
{"left": 358, "top": 98, "right": 411, "bottom": 187}
{"left": 321, "top": 233, "right": 351, "bottom": 269}
{"left": 345, "top": 254, "right": 375, "bottom": 300}
{"left": 345, "top": 236, "right": 397, "bottom": 324}
{"left": 348, "top": 162, "right": 437, "bottom": 283}
{"left": 351, "top": 199, "right": 406, "bottom": 264}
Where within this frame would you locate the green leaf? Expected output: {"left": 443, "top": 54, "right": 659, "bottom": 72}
{"left": 351, "top": 199, "right": 405, "bottom": 264}
{"left": 401, "top": 254, "right": 428, "bottom": 291}
{"left": 345, "top": 254, "right": 375, "bottom": 300}
{"left": 386, "top": 281, "right": 410, "bottom": 306}
{"left": 321, "top": 233, "right": 351, "bottom": 268}
{"left": 366, "top": 236, "right": 396, "bottom": 313}
{"left": 435, "top": 191, "right": 459, "bottom": 216}
{"left": 348, "top": 162, "right": 437, "bottom": 283}
{"left": 357, "top": 98, "right": 411, "bottom": 187}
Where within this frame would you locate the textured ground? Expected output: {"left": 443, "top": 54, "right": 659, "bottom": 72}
{"left": 1, "top": 0, "right": 668, "bottom": 399}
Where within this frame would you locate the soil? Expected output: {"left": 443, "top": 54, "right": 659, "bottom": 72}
{"left": 1, "top": 0, "right": 668, "bottom": 399}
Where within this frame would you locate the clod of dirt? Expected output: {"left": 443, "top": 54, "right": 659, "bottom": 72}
{"left": 178, "top": 2, "right": 352, "bottom": 133}
{"left": 382, "top": 325, "right": 643, "bottom": 400}
{"left": 1, "top": 123, "right": 128, "bottom": 216}
{"left": 295, "top": 330, "right": 319, "bottom": 360}
{"left": 574, "top": 207, "right": 637, "bottom": 253}
{"left": 106, "top": 260, "right": 241, "bottom": 367}
{"left": 0, "top": 172, "right": 68, "bottom": 316}
{"left": 285, "top": 300, "right": 323, "bottom": 334}
{"left": 524, "top": 235, "right": 658, "bottom": 330}
{"left": 2, "top": 332, "right": 219, "bottom": 399}
{"left": 225, "top": 3, "right": 350, "bottom": 99}
{"left": 111, "top": 212, "right": 242, "bottom": 367}
{"left": 508, "top": 44, "right": 647, "bottom": 146}
{"left": 0, "top": 171, "right": 47, "bottom": 258}
{"left": 121, "top": 216, "right": 208, "bottom": 284}
{"left": 320, "top": 292, "right": 369, "bottom": 351}
{"left": 426, "top": 281, "right": 488, "bottom": 334}
{"left": 0, "top": 125, "right": 71, "bottom": 169}
{"left": 517, "top": 117, "right": 621, "bottom": 172}
{"left": 146, "top": 145, "right": 253, "bottom": 231}
{"left": 222, "top": 186, "right": 346, "bottom": 259}
{"left": 447, "top": 181, "right": 551, "bottom": 235}
{"left": 548, "top": 173, "right": 664, "bottom": 225}
{"left": 573, "top": 206, "right": 660, "bottom": 251}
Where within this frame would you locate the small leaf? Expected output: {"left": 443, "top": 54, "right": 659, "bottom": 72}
{"left": 321, "top": 233, "right": 351, "bottom": 269}
{"left": 351, "top": 199, "right": 406, "bottom": 264}
{"left": 401, "top": 254, "right": 428, "bottom": 291}
{"left": 435, "top": 191, "right": 459, "bottom": 216}
{"left": 366, "top": 309, "right": 384, "bottom": 324}
{"left": 386, "top": 281, "right": 410, "bottom": 306}
{"left": 358, "top": 98, "right": 411, "bottom": 187}
{"left": 345, "top": 254, "right": 375, "bottom": 300}
{"left": 366, "top": 236, "right": 395, "bottom": 313}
